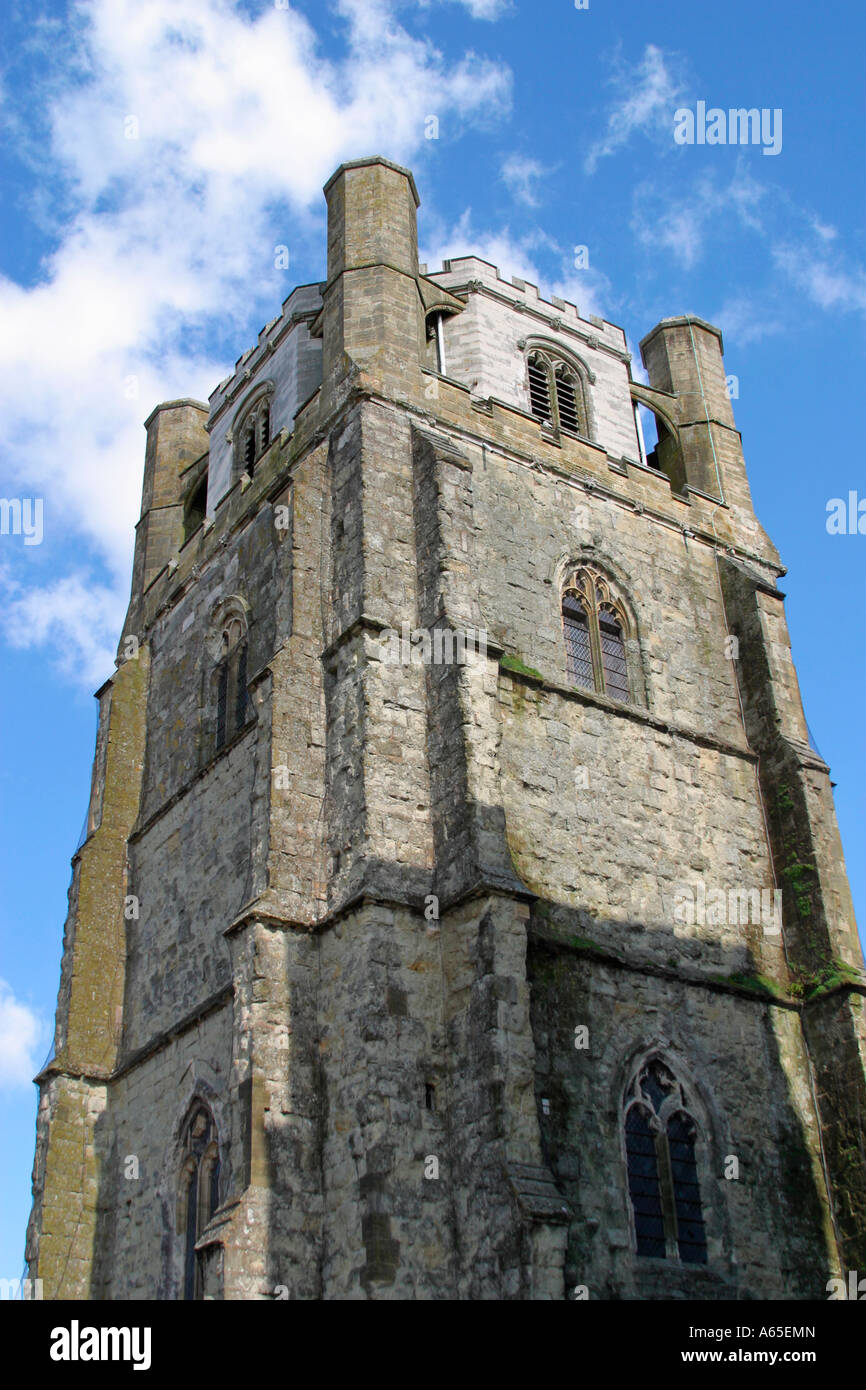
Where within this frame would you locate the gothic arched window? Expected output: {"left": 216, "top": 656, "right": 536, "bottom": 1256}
{"left": 178, "top": 1105, "right": 221, "bottom": 1301}
{"left": 562, "top": 566, "right": 631, "bottom": 702}
{"left": 214, "top": 613, "right": 249, "bottom": 752}
{"left": 623, "top": 1057, "right": 707, "bottom": 1264}
{"left": 234, "top": 392, "right": 273, "bottom": 480}
{"left": 527, "top": 350, "right": 589, "bottom": 438}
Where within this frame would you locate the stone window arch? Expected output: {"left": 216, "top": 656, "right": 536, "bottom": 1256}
{"left": 233, "top": 386, "right": 273, "bottom": 480}
{"left": 176, "top": 1103, "right": 221, "bottom": 1300}
{"left": 561, "top": 564, "right": 631, "bottom": 702}
{"left": 209, "top": 601, "right": 250, "bottom": 754}
{"left": 623, "top": 1055, "right": 707, "bottom": 1265}
{"left": 526, "top": 346, "right": 593, "bottom": 439}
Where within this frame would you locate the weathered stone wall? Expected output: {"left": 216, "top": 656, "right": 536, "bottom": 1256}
{"left": 89, "top": 1006, "right": 233, "bottom": 1299}
{"left": 528, "top": 938, "right": 838, "bottom": 1298}
{"left": 28, "top": 155, "right": 864, "bottom": 1302}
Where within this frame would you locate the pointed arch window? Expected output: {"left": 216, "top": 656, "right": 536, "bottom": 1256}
{"left": 527, "top": 350, "right": 588, "bottom": 438}
{"left": 562, "top": 566, "right": 631, "bottom": 702}
{"left": 214, "top": 613, "right": 249, "bottom": 752}
{"left": 178, "top": 1105, "right": 221, "bottom": 1301}
{"left": 624, "top": 1058, "right": 707, "bottom": 1264}
{"left": 234, "top": 392, "right": 273, "bottom": 480}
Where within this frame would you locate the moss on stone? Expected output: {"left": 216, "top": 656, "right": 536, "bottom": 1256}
{"left": 717, "top": 972, "right": 785, "bottom": 1000}
{"left": 791, "top": 957, "right": 863, "bottom": 1002}
{"left": 500, "top": 653, "right": 544, "bottom": 682}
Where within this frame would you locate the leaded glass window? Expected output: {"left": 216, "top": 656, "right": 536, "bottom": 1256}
{"left": 561, "top": 566, "right": 631, "bottom": 703}
{"left": 625, "top": 1104, "right": 667, "bottom": 1257}
{"left": 562, "top": 594, "right": 594, "bottom": 687}
{"left": 179, "top": 1105, "right": 221, "bottom": 1301}
{"left": 623, "top": 1057, "right": 707, "bottom": 1264}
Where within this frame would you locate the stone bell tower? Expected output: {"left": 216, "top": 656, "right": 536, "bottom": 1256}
{"left": 27, "top": 156, "right": 865, "bottom": 1300}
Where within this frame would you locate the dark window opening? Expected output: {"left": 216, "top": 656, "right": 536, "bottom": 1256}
{"left": 180, "top": 1106, "right": 220, "bottom": 1301}
{"left": 214, "top": 620, "right": 249, "bottom": 755}
{"left": 234, "top": 642, "right": 248, "bottom": 733}
{"left": 624, "top": 1058, "right": 707, "bottom": 1265}
{"left": 237, "top": 398, "right": 274, "bottom": 479}
{"left": 667, "top": 1111, "right": 707, "bottom": 1264}
{"left": 183, "top": 1164, "right": 199, "bottom": 1301}
{"left": 625, "top": 1105, "right": 666, "bottom": 1258}
{"left": 184, "top": 476, "right": 208, "bottom": 543}
{"left": 215, "top": 661, "right": 228, "bottom": 751}
{"left": 425, "top": 1082, "right": 436, "bottom": 1112}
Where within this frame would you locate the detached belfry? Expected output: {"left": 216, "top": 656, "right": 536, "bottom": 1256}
{"left": 28, "top": 157, "right": 866, "bottom": 1299}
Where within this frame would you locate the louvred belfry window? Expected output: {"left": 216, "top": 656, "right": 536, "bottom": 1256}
{"left": 527, "top": 350, "right": 588, "bottom": 437}
{"left": 528, "top": 353, "right": 553, "bottom": 423}
{"left": 561, "top": 566, "right": 631, "bottom": 703}
{"left": 623, "top": 1058, "right": 708, "bottom": 1265}
{"left": 554, "top": 364, "right": 580, "bottom": 434}
{"left": 235, "top": 396, "right": 273, "bottom": 479}
{"left": 244, "top": 423, "right": 256, "bottom": 472}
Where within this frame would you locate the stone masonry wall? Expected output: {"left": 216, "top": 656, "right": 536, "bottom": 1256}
{"left": 29, "top": 157, "right": 863, "bottom": 1302}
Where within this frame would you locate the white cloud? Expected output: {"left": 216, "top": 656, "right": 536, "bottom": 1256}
{"left": 501, "top": 154, "right": 549, "bottom": 207}
{"left": 0, "top": 980, "right": 47, "bottom": 1090}
{"left": 423, "top": 210, "right": 550, "bottom": 286}
{"left": 0, "top": 570, "right": 128, "bottom": 689}
{"left": 550, "top": 264, "right": 615, "bottom": 328}
{"left": 631, "top": 166, "right": 769, "bottom": 270}
{"left": 416, "top": 0, "right": 513, "bottom": 15}
{"left": 422, "top": 210, "right": 613, "bottom": 323}
{"left": 445, "top": 0, "right": 513, "bottom": 17}
{"left": 628, "top": 157, "right": 866, "bottom": 332}
{"left": 585, "top": 44, "right": 686, "bottom": 174}
{"left": 773, "top": 247, "right": 866, "bottom": 315}
{"left": 714, "top": 297, "right": 784, "bottom": 347}
{"left": 0, "top": 0, "right": 512, "bottom": 686}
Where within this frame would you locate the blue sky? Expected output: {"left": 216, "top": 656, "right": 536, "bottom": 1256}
{"left": 1, "top": 0, "right": 863, "bottom": 1280}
